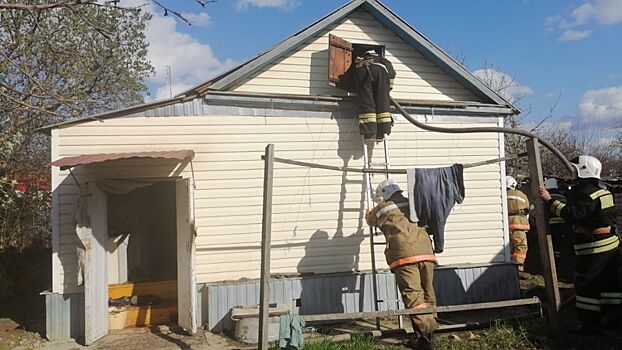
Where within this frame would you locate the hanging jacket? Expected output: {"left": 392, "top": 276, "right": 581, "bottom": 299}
{"left": 507, "top": 188, "right": 530, "bottom": 231}
{"left": 549, "top": 179, "right": 618, "bottom": 256}
{"left": 366, "top": 193, "right": 436, "bottom": 270}
{"left": 407, "top": 164, "right": 465, "bottom": 253}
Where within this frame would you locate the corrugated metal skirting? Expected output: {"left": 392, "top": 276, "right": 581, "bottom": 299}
{"left": 202, "top": 263, "right": 520, "bottom": 332}
{"left": 42, "top": 291, "right": 84, "bottom": 342}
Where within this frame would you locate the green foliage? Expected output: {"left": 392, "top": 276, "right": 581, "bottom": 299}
{"left": 0, "top": 3, "right": 154, "bottom": 250}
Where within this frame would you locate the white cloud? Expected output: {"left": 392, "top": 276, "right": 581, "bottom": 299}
{"left": 132, "top": 1, "right": 236, "bottom": 100}
{"left": 181, "top": 12, "right": 211, "bottom": 27}
{"left": 547, "top": 0, "right": 622, "bottom": 41}
{"left": 579, "top": 86, "right": 622, "bottom": 125}
{"left": 235, "top": 0, "right": 300, "bottom": 10}
{"left": 472, "top": 68, "right": 533, "bottom": 103}
{"left": 559, "top": 29, "right": 594, "bottom": 41}
{"left": 571, "top": 0, "right": 622, "bottom": 26}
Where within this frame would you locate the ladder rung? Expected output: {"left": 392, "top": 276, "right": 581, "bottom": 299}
{"left": 373, "top": 242, "right": 387, "bottom": 245}
{"left": 368, "top": 162, "right": 389, "bottom": 167}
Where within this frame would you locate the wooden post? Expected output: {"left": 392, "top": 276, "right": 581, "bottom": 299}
{"left": 526, "top": 138, "right": 562, "bottom": 334}
{"left": 259, "top": 144, "right": 275, "bottom": 350}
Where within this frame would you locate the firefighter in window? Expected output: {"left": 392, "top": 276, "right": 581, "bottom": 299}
{"left": 346, "top": 49, "right": 396, "bottom": 141}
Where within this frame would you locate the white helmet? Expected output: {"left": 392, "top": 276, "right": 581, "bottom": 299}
{"left": 364, "top": 49, "right": 378, "bottom": 56}
{"left": 544, "top": 178, "right": 558, "bottom": 190}
{"left": 374, "top": 179, "right": 402, "bottom": 203}
{"left": 571, "top": 155, "right": 602, "bottom": 179}
{"left": 506, "top": 176, "right": 518, "bottom": 190}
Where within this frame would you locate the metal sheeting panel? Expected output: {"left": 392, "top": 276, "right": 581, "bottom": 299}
{"left": 145, "top": 99, "right": 205, "bottom": 117}
{"left": 202, "top": 264, "right": 519, "bottom": 332}
{"left": 43, "top": 291, "right": 84, "bottom": 341}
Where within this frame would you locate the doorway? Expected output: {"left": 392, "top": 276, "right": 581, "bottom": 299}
{"left": 106, "top": 181, "right": 178, "bottom": 329}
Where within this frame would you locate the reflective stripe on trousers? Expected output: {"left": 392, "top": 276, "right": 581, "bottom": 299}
{"left": 574, "top": 235, "right": 620, "bottom": 255}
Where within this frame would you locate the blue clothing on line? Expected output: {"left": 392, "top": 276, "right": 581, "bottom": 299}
{"left": 407, "top": 164, "right": 465, "bottom": 253}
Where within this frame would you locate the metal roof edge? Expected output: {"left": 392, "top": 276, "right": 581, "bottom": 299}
{"left": 190, "top": 0, "right": 366, "bottom": 93}
{"left": 204, "top": 91, "right": 515, "bottom": 116}
{"left": 362, "top": 0, "right": 519, "bottom": 113}
{"left": 36, "top": 96, "right": 186, "bottom": 133}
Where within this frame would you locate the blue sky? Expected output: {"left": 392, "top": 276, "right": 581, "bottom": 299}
{"left": 141, "top": 0, "right": 622, "bottom": 134}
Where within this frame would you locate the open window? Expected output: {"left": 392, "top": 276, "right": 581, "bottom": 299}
{"left": 328, "top": 34, "right": 386, "bottom": 91}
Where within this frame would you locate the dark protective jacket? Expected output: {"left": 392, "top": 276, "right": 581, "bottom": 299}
{"left": 366, "top": 193, "right": 436, "bottom": 270}
{"left": 352, "top": 54, "right": 397, "bottom": 139}
{"left": 507, "top": 188, "right": 530, "bottom": 231}
{"left": 549, "top": 178, "right": 618, "bottom": 255}
{"left": 548, "top": 190, "right": 568, "bottom": 226}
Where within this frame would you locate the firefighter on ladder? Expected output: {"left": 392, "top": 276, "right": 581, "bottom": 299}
{"left": 538, "top": 155, "right": 620, "bottom": 334}
{"left": 506, "top": 176, "right": 531, "bottom": 272}
{"left": 366, "top": 179, "right": 437, "bottom": 350}
{"left": 354, "top": 49, "right": 396, "bottom": 141}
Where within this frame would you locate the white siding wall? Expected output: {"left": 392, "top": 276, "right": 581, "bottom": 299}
{"left": 53, "top": 113, "right": 504, "bottom": 292}
{"left": 233, "top": 9, "right": 481, "bottom": 102}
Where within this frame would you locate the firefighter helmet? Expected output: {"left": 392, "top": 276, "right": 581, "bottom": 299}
{"left": 374, "top": 179, "right": 402, "bottom": 203}
{"left": 544, "top": 178, "right": 559, "bottom": 190}
{"left": 506, "top": 176, "right": 518, "bottom": 190}
{"left": 571, "top": 155, "right": 602, "bottom": 179}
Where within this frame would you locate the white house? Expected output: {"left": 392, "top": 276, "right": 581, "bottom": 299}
{"left": 42, "top": 0, "right": 521, "bottom": 344}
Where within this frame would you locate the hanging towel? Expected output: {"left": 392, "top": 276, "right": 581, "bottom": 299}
{"left": 407, "top": 164, "right": 465, "bottom": 253}
{"left": 278, "top": 314, "right": 306, "bottom": 349}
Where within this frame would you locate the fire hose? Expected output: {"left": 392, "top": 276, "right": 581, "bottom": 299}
{"left": 390, "top": 96, "right": 576, "bottom": 177}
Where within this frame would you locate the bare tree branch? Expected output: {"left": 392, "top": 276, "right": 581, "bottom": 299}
{"left": 0, "top": 1, "right": 96, "bottom": 10}
{"left": 531, "top": 92, "right": 562, "bottom": 132}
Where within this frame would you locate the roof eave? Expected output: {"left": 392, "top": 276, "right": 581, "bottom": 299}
{"left": 362, "top": 0, "right": 517, "bottom": 111}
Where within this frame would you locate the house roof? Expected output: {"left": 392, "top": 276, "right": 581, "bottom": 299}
{"left": 184, "top": 0, "right": 516, "bottom": 109}
{"left": 39, "top": 0, "right": 518, "bottom": 132}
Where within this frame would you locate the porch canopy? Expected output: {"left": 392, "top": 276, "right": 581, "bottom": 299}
{"left": 49, "top": 150, "right": 195, "bottom": 170}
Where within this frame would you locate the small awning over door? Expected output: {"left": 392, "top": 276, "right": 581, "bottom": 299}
{"left": 49, "top": 150, "right": 195, "bottom": 170}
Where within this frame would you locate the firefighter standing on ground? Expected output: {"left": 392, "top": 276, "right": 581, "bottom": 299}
{"left": 353, "top": 50, "right": 396, "bottom": 141}
{"left": 544, "top": 178, "right": 572, "bottom": 267}
{"left": 538, "top": 155, "right": 620, "bottom": 333}
{"left": 506, "top": 176, "right": 530, "bottom": 271}
{"left": 366, "top": 179, "right": 437, "bottom": 350}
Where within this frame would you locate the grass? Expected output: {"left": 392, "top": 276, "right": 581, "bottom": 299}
{"left": 434, "top": 319, "right": 547, "bottom": 350}
{"left": 302, "top": 334, "right": 405, "bottom": 350}
{"left": 301, "top": 319, "right": 549, "bottom": 350}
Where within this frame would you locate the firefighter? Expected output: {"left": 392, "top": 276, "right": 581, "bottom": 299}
{"left": 544, "top": 177, "right": 572, "bottom": 267}
{"left": 353, "top": 49, "right": 396, "bottom": 141}
{"left": 537, "top": 155, "right": 620, "bottom": 334}
{"left": 366, "top": 179, "right": 437, "bottom": 350}
{"left": 506, "top": 176, "right": 530, "bottom": 271}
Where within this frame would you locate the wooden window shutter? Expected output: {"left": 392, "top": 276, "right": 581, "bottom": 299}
{"left": 328, "top": 34, "right": 352, "bottom": 87}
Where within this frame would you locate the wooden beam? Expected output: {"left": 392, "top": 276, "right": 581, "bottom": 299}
{"left": 301, "top": 297, "right": 541, "bottom": 322}
{"left": 526, "top": 138, "right": 562, "bottom": 334}
{"left": 261, "top": 153, "right": 527, "bottom": 175}
{"left": 258, "top": 144, "right": 275, "bottom": 350}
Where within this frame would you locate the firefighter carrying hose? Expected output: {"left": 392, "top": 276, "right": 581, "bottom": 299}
{"left": 353, "top": 50, "right": 396, "bottom": 141}
{"left": 506, "top": 176, "right": 530, "bottom": 272}
{"left": 538, "top": 155, "right": 620, "bottom": 334}
{"left": 366, "top": 179, "right": 437, "bottom": 350}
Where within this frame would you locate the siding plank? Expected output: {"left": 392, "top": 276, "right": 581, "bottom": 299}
{"left": 233, "top": 10, "right": 480, "bottom": 102}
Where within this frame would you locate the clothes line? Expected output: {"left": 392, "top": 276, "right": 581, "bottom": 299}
{"left": 260, "top": 152, "right": 527, "bottom": 174}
